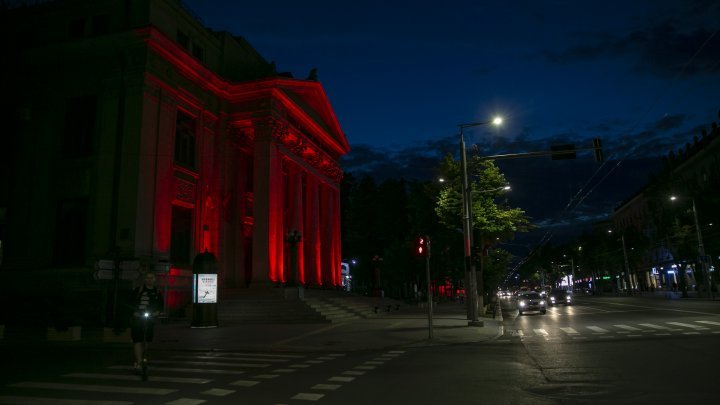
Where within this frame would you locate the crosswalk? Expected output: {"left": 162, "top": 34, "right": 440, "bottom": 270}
{"left": 1, "top": 349, "right": 408, "bottom": 404}
{"left": 500, "top": 320, "right": 720, "bottom": 342}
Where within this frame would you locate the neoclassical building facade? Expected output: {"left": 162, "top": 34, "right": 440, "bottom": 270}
{"left": 1, "top": 1, "right": 349, "bottom": 301}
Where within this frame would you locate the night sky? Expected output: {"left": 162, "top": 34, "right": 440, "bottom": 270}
{"left": 184, "top": 0, "right": 720, "bottom": 248}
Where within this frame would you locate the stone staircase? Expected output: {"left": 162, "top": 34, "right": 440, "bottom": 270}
{"left": 216, "top": 287, "right": 405, "bottom": 324}
{"left": 217, "top": 287, "right": 327, "bottom": 324}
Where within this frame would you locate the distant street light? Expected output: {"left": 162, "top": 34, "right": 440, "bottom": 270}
{"left": 608, "top": 229, "right": 633, "bottom": 296}
{"left": 458, "top": 117, "right": 503, "bottom": 326}
{"left": 670, "top": 195, "right": 712, "bottom": 298}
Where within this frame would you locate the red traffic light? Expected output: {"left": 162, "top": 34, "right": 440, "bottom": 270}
{"left": 414, "top": 236, "right": 429, "bottom": 257}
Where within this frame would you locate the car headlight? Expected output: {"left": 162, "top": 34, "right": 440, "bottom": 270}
{"left": 519, "top": 301, "right": 526, "bottom": 307}
{"left": 566, "top": 295, "right": 571, "bottom": 301}
{"left": 550, "top": 297, "right": 556, "bottom": 302}
{"left": 540, "top": 301, "right": 545, "bottom": 306}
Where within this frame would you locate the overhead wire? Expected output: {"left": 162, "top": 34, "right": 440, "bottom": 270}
{"left": 518, "top": 26, "right": 720, "bottom": 271}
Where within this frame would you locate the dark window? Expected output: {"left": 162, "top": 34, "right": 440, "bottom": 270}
{"left": 63, "top": 95, "right": 96, "bottom": 158}
{"left": 174, "top": 110, "right": 196, "bottom": 169}
{"left": 69, "top": 18, "right": 86, "bottom": 38}
{"left": 92, "top": 14, "right": 110, "bottom": 36}
{"left": 177, "top": 30, "right": 190, "bottom": 49}
{"left": 170, "top": 205, "right": 193, "bottom": 265}
{"left": 192, "top": 43, "right": 205, "bottom": 62}
{"left": 53, "top": 198, "right": 88, "bottom": 266}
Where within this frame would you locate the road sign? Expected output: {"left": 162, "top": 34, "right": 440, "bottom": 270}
{"left": 97, "top": 259, "right": 115, "bottom": 270}
{"left": 95, "top": 269, "right": 114, "bottom": 280}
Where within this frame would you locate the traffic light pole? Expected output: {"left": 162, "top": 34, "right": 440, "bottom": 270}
{"left": 425, "top": 235, "right": 433, "bottom": 340}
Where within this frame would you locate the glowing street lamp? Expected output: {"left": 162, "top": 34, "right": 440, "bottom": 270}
{"left": 458, "top": 117, "right": 503, "bottom": 326}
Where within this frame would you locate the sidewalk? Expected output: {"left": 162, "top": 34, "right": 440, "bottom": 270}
{"left": 152, "top": 301, "right": 502, "bottom": 353}
{"left": 0, "top": 301, "right": 503, "bottom": 353}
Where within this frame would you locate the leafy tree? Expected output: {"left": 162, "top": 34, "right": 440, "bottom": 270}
{"left": 435, "top": 153, "right": 532, "bottom": 309}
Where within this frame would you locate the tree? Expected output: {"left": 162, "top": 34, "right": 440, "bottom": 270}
{"left": 435, "top": 153, "right": 532, "bottom": 309}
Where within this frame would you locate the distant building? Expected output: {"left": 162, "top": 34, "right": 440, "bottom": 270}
{"left": 1, "top": 0, "right": 349, "bottom": 309}
{"left": 611, "top": 115, "right": 720, "bottom": 290}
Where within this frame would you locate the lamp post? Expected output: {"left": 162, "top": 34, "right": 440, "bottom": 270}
{"left": 459, "top": 117, "right": 502, "bottom": 326}
{"left": 608, "top": 229, "right": 633, "bottom": 295}
{"left": 670, "top": 196, "right": 711, "bottom": 298}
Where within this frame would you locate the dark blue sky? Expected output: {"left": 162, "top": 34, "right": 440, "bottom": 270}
{"left": 185, "top": 0, "right": 720, "bottom": 247}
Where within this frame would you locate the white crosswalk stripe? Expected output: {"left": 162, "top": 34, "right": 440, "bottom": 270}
{"left": 587, "top": 326, "right": 609, "bottom": 333}
{"left": 560, "top": 327, "right": 579, "bottom": 335}
{"left": 639, "top": 323, "right": 670, "bottom": 330}
{"left": 614, "top": 324, "right": 643, "bottom": 331}
{"left": 667, "top": 322, "right": 709, "bottom": 330}
{"left": 696, "top": 320, "right": 720, "bottom": 326}
{"left": 534, "top": 329, "right": 549, "bottom": 336}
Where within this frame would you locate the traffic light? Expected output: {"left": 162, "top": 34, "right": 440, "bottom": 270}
{"left": 593, "top": 138, "right": 603, "bottom": 162}
{"left": 414, "top": 235, "right": 429, "bottom": 257}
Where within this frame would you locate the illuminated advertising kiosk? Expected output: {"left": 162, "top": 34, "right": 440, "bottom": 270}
{"left": 191, "top": 251, "right": 219, "bottom": 328}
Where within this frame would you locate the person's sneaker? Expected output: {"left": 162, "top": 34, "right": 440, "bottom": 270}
{"left": 133, "top": 362, "right": 140, "bottom": 373}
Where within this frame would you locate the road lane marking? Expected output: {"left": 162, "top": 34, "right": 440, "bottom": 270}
{"left": 614, "top": 324, "right": 642, "bottom": 331}
{"left": 667, "top": 322, "right": 709, "bottom": 330}
{"left": 695, "top": 320, "right": 720, "bottom": 326}
{"left": 63, "top": 373, "right": 210, "bottom": 384}
{"left": 201, "top": 388, "right": 234, "bottom": 396}
{"left": 683, "top": 332, "right": 701, "bottom": 335}
{"left": 587, "top": 326, "right": 609, "bottom": 333}
{"left": 10, "top": 382, "right": 175, "bottom": 395}
{"left": 639, "top": 323, "right": 670, "bottom": 330}
{"left": 353, "top": 365, "right": 376, "bottom": 370}
{"left": 560, "top": 327, "right": 579, "bottom": 335}
{"left": 534, "top": 329, "right": 549, "bottom": 336}
{"left": 329, "top": 376, "right": 355, "bottom": 382}
{"left": 291, "top": 393, "right": 324, "bottom": 401}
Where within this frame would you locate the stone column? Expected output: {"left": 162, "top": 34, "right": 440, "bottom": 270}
{"left": 251, "top": 124, "right": 283, "bottom": 284}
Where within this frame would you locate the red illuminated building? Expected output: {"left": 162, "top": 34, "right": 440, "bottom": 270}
{"left": 1, "top": 0, "right": 349, "bottom": 307}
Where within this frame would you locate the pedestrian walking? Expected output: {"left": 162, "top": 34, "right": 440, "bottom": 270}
{"left": 130, "top": 272, "right": 163, "bottom": 372}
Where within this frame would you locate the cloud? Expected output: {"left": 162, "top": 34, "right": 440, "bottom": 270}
{"left": 543, "top": 5, "right": 720, "bottom": 78}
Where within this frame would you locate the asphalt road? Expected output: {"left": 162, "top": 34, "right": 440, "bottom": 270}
{"left": 1, "top": 295, "right": 719, "bottom": 404}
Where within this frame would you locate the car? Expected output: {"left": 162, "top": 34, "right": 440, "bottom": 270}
{"left": 517, "top": 291, "right": 546, "bottom": 315}
{"left": 547, "top": 289, "right": 572, "bottom": 306}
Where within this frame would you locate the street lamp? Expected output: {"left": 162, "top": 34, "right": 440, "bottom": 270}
{"left": 459, "top": 117, "right": 503, "bottom": 326}
{"left": 670, "top": 196, "right": 712, "bottom": 298}
{"left": 608, "top": 229, "right": 633, "bottom": 295}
